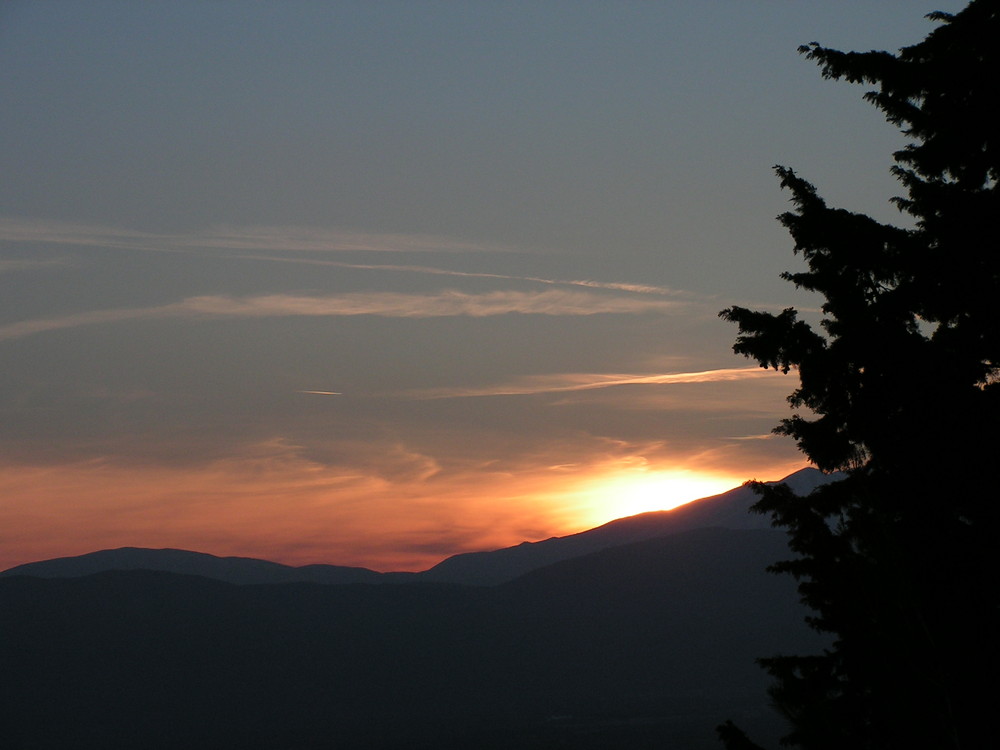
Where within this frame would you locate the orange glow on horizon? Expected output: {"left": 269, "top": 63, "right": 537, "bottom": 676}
{"left": 0, "top": 450, "right": 804, "bottom": 575}
{"left": 566, "top": 468, "right": 747, "bottom": 529}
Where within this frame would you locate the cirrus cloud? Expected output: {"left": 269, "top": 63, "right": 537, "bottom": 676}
{"left": 402, "top": 366, "right": 785, "bottom": 399}
{"left": 0, "top": 289, "right": 685, "bottom": 341}
{"left": 0, "top": 217, "right": 519, "bottom": 255}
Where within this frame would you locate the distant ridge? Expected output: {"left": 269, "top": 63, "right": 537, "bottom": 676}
{"left": 0, "top": 547, "right": 395, "bottom": 586}
{"left": 1, "top": 467, "right": 840, "bottom": 586}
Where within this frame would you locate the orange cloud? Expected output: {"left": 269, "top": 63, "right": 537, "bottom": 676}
{"left": 403, "top": 366, "right": 785, "bottom": 399}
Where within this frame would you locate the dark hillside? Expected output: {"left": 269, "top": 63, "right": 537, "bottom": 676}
{"left": 0, "top": 527, "right": 818, "bottom": 749}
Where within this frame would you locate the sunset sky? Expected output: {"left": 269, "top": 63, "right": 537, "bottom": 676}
{"left": 0, "top": 1, "right": 961, "bottom": 572}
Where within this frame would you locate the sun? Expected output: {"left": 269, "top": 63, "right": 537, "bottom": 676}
{"left": 571, "top": 469, "right": 741, "bottom": 527}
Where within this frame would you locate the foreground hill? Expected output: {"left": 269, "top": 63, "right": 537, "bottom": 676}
{"left": 0, "top": 526, "right": 821, "bottom": 750}
{"left": 1, "top": 467, "right": 838, "bottom": 586}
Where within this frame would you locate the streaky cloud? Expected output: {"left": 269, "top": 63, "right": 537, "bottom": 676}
{"left": 0, "top": 289, "right": 682, "bottom": 341}
{"left": 236, "top": 254, "right": 688, "bottom": 297}
{"left": 404, "top": 367, "right": 783, "bottom": 399}
{"left": 0, "top": 217, "right": 518, "bottom": 256}
{"left": 0, "top": 218, "right": 153, "bottom": 249}
{"left": 178, "top": 225, "right": 517, "bottom": 254}
{"left": 0, "top": 258, "right": 72, "bottom": 273}
{"left": 0, "top": 307, "right": 167, "bottom": 340}
{"left": 173, "top": 290, "right": 682, "bottom": 318}
{"left": 1, "top": 218, "right": 693, "bottom": 298}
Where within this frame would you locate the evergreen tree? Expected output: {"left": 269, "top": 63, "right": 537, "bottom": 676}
{"left": 718, "top": 2, "right": 998, "bottom": 748}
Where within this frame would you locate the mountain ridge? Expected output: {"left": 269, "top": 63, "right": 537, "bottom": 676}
{"left": 419, "top": 466, "right": 837, "bottom": 584}
{"left": 0, "top": 525, "right": 822, "bottom": 750}
{"left": 0, "top": 546, "right": 392, "bottom": 586}
{"left": 1, "top": 466, "right": 839, "bottom": 586}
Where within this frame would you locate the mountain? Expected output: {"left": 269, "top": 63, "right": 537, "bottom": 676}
{"left": 0, "top": 546, "right": 393, "bottom": 585}
{"left": 419, "top": 466, "right": 837, "bottom": 585}
{"left": 0, "top": 526, "right": 823, "bottom": 750}
{"left": 1, "top": 467, "right": 839, "bottom": 586}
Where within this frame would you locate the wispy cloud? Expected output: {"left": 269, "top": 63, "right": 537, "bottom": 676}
{"left": 237, "top": 254, "right": 687, "bottom": 297}
{"left": 175, "top": 225, "right": 517, "bottom": 254}
{"left": 404, "top": 366, "right": 782, "bottom": 399}
{"left": 0, "top": 289, "right": 684, "bottom": 341}
{"left": 1, "top": 217, "right": 694, "bottom": 298}
{"left": 0, "top": 219, "right": 163, "bottom": 253}
{"left": 0, "top": 307, "right": 163, "bottom": 340}
{"left": 0, "top": 217, "right": 517, "bottom": 255}
{"left": 0, "top": 258, "right": 72, "bottom": 273}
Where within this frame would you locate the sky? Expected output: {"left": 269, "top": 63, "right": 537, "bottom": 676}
{"left": 0, "top": 0, "right": 965, "bottom": 572}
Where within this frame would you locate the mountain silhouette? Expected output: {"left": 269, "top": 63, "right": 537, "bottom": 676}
{"left": 0, "top": 526, "right": 823, "bottom": 750}
{"left": 0, "top": 546, "right": 392, "bottom": 585}
{"left": 1, "top": 467, "right": 837, "bottom": 586}
{"left": 420, "top": 466, "right": 835, "bottom": 584}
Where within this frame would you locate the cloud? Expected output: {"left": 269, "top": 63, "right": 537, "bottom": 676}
{"left": 544, "top": 380, "right": 795, "bottom": 417}
{"left": 0, "top": 217, "right": 517, "bottom": 255}
{"left": 1, "top": 217, "right": 697, "bottom": 298}
{"left": 0, "top": 258, "right": 72, "bottom": 273}
{"left": 0, "top": 289, "right": 684, "bottom": 341}
{"left": 177, "top": 225, "right": 517, "bottom": 254}
{"left": 235, "top": 254, "right": 688, "bottom": 297}
{"left": 172, "top": 290, "right": 682, "bottom": 318}
{"left": 403, "top": 366, "right": 784, "bottom": 399}
{"left": 0, "top": 218, "right": 153, "bottom": 250}
{"left": 0, "top": 307, "right": 165, "bottom": 340}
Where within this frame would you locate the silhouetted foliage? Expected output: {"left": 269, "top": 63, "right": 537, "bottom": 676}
{"left": 719, "top": 2, "right": 998, "bottom": 748}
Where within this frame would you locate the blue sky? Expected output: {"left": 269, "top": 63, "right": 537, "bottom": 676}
{"left": 0, "top": 1, "right": 965, "bottom": 571}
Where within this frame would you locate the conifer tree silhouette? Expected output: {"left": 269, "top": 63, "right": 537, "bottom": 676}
{"left": 719, "top": 2, "right": 998, "bottom": 748}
